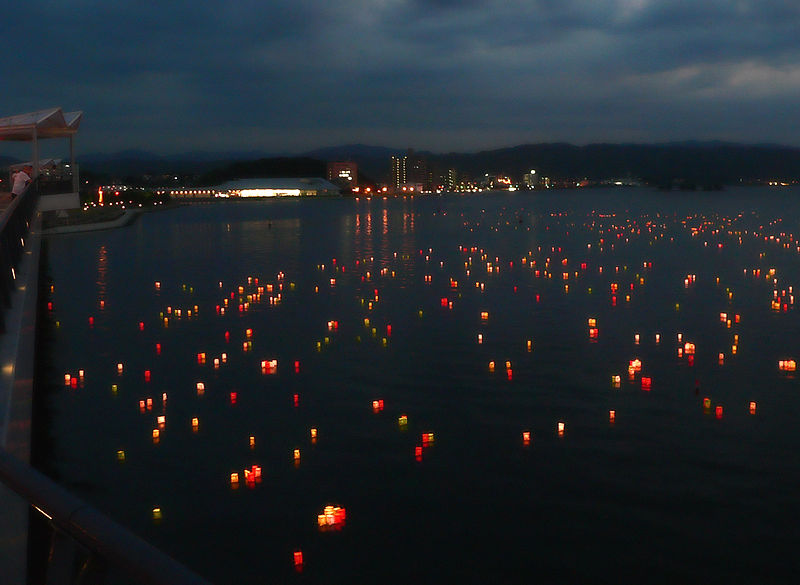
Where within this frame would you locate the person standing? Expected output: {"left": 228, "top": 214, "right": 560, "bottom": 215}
{"left": 11, "top": 165, "right": 32, "bottom": 199}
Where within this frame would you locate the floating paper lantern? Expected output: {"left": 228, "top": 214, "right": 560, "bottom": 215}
{"left": 157, "top": 415, "right": 166, "bottom": 428}
{"left": 318, "top": 506, "right": 346, "bottom": 529}
{"left": 522, "top": 431, "right": 531, "bottom": 445}
{"left": 684, "top": 343, "right": 695, "bottom": 355}
{"left": 715, "top": 405, "right": 723, "bottom": 419}
{"left": 293, "top": 551, "right": 303, "bottom": 569}
{"left": 641, "top": 377, "right": 652, "bottom": 390}
{"left": 398, "top": 415, "right": 408, "bottom": 428}
{"left": 414, "top": 446, "right": 423, "bottom": 460}
{"left": 294, "top": 449, "right": 301, "bottom": 461}
{"left": 117, "top": 363, "right": 124, "bottom": 374}
{"left": 779, "top": 359, "right": 797, "bottom": 371}
{"left": 146, "top": 398, "right": 153, "bottom": 409}
{"left": 310, "top": 428, "right": 318, "bottom": 440}
{"left": 557, "top": 422, "right": 565, "bottom": 435}
{"left": 191, "top": 417, "right": 199, "bottom": 431}
{"left": 152, "top": 429, "right": 160, "bottom": 440}
{"left": 196, "top": 382, "right": 205, "bottom": 393}
{"left": 117, "top": 450, "right": 125, "bottom": 461}
{"left": 609, "top": 410, "right": 616, "bottom": 423}
{"left": 477, "top": 333, "right": 483, "bottom": 344}
{"left": 488, "top": 361, "right": 495, "bottom": 372}
{"left": 230, "top": 473, "right": 239, "bottom": 486}
{"left": 749, "top": 401, "right": 757, "bottom": 414}
{"left": 527, "top": 340, "right": 533, "bottom": 351}
{"left": 611, "top": 375, "right": 621, "bottom": 387}
{"left": 152, "top": 508, "right": 162, "bottom": 520}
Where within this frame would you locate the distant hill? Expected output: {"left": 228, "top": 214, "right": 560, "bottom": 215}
{"left": 79, "top": 149, "right": 281, "bottom": 178}
{"left": 197, "top": 157, "right": 327, "bottom": 186}
{"left": 0, "top": 155, "right": 21, "bottom": 169}
{"left": 428, "top": 142, "right": 800, "bottom": 185}
{"left": 299, "top": 144, "right": 401, "bottom": 181}
{"left": 75, "top": 142, "right": 800, "bottom": 186}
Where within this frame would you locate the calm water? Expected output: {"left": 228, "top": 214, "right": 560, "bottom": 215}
{"left": 41, "top": 188, "right": 800, "bottom": 584}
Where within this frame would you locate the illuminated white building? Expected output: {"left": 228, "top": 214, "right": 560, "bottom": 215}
{"left": 215, "top": 177, "right": 341, "bottom": 198}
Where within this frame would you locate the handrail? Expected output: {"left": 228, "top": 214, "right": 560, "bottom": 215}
{"left": 0, "top": 448, "right": 213, "bottom": 585}
{"left": 0, "top": 178, "right": 39, "bottom": 332}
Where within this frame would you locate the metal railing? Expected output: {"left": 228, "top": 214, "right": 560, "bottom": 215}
{"left": 0, "top": 449, "right": 212, "bottom": 585}
{"left": 0, "top": 179, "right": 39, "bottom": 333}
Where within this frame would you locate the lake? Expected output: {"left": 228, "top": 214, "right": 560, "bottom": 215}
{"left": 40, "top": 188, "right": 800, "bottom": 584}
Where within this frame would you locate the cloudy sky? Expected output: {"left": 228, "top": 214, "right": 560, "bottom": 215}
{"left": 6, "top": 0, "right": 800, "bottom": 155}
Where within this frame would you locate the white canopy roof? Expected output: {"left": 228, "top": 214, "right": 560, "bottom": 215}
{"left": 10, "top": 159, "right": 63, "bottom": 171}
{"left": 0, "top": 107, "right": 82, "bottom": 141}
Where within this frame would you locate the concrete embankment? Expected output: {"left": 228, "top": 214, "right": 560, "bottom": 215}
{"left": 41, "top": 208, "right": 142, "bottom": 235}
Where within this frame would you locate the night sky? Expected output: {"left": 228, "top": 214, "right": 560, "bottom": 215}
{"left": 7, "top": 1, "right": 800, "bottom": 155}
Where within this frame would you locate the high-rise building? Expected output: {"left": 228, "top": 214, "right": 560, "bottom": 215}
{"left": 445, "top": 168, "right": 458, "bottom": 192}
{"left": 408, "top": 154, "right": 431, "bottom": 192}
{"left": 327, "top": 161, "right": 358, "bottom": 189}
{"left": 390, "top": 154, "right": 407, "bottom": 190}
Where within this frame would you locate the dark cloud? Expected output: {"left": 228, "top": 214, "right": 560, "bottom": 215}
{"left": 4, "top": 0, "right": 800, "bottom": 154}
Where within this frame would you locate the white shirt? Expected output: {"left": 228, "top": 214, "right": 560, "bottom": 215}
{"left": 11, "top": 170, "right": 31, "bottom": 196}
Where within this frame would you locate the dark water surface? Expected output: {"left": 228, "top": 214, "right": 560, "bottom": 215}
{"left": 41, "top": 188, "right": 800, "bottom": 584}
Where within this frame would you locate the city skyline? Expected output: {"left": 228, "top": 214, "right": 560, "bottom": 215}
{"left": 6, "top": 1, "right": 800, "bottom": 156}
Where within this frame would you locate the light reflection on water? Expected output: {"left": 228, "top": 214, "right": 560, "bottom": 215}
{"left": 42, "top": 189, "right": 800, "bottom": 584}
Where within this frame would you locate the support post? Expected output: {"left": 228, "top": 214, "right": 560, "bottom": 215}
{"left": 70, "top": 135, "right": 78, "bottom": 194}
{"left": 32, "top": 128, "right": 39, "bottom": 183}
